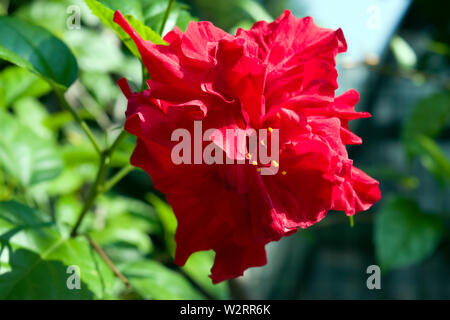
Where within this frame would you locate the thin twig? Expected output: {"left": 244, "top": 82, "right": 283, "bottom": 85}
{"left": 102, "top": 165, "right": 134, "bottom": 193}
{"left": 86, "top": 235, "right": 131, "bottom": 289}
{"left": 158, "top": 0, "right": 174, "bottom": 35}
{"left": 53, "top": 87, "right": 102, "bottom": 154}
{"left": 70, "top": 151, "right": 109, "bottom": 237}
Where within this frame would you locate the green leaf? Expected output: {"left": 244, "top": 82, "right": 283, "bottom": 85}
{"left": 403, "top": 92, "right": 450, "bottom": 146}
{"left": 390, "top": 35, "right": 417, "bottom": 70}
{"left": 414, "top": 135, "right": 450, "bottom": 186}
{"left": 84, "top": 0, "right": 166, "bottom": 59}
{"left": 236, "top": 0, "right": 273, "bottom": 23}
{"left": 0, "top": 16, "right": 78, "bottom": 89}
{"left": 374, "top": 196, "right": 444, "bottom": 271}
{"left": 120, "top": 260, "right": 204, "bottom": 299}
{"left": 0, "top": 110, "right": 63, "bottom": 187}
{"left": 0, "top": 66, "right": 50, "bottom": 109}
{"left": 0, "top": 201, "right": 116, "bottom": 299}
{"left": 146, "top": 193, "right": 177, "bottom": 256}
{"left": 183, "top": 251, "right": 230, "bottom": 299}
{"left": 142, "top": 0, "right": 197, "bottom": 34}
{"left": 13, "top": 97, "right": 52, "bottom": 139}
{"left": 88, "top": 196, "right": 159, "bottom": 262}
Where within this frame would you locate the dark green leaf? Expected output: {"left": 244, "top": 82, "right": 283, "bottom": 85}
{"left": 0, "top": 16, "right": 78, "bottom": 89}
{"left": 374, "top": 196, "right": 444, "bottom": 271}
{"left": 403, "top": 92, "right": 450, "bottom": 146}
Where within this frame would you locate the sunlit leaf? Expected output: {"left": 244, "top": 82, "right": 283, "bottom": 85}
{"left": 0, "top": 66, "right": 50, "bottom": 109}
{"left": 0, "top": 201, "right": 116, "bottom": 299}
{"left": 390, "top": 35, "right": 417, "bottom": 70}
{"left": 120, "top": 260, "right": 204, "bottom": 299}
{"left": 84, "top": 0, "right": 166, "bottom": 59}
{"left": 146, "top": 193, "right": 177, "bottom": 256}
{"left": 0, "top": 110, "right": 63, "bottom": 187}
{"left": 183, "top": 251, "right": 230, "bottom": 299}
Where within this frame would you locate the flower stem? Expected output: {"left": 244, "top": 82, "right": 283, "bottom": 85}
{"left": 349, "top": 215, "right": 355, "bottom": 228}
{"left": 159, "top": 0, "right": 174, "bottom": 35}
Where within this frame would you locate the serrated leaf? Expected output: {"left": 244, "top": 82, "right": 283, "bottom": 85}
{"left": 0, "top": 201, "right": 116, "bottom": 299}
{"left": 0, "top": 110, "right": 63, "bottom": 187}
{"left": 84, "top": 0, "right": 166, "bottom": 59}
{"left": 374, "top": 196, "right": 444, "bottom": 271}
{"left": 0, "top": 16, "right": 78, "bottom": 89}
{"left": 120, "top": 260, "right": 204, "bottom": 299}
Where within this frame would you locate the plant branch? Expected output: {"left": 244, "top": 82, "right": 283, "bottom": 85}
{"left": 86, "top": 235, "right": 131, "bottom": 289}
{"left": 102, "top": 165, "right": 134, "bottom": 193}
{"left": 159, "top": 0, "right": 174, "bottom": 35}
{"left": 70, "top": 130, "right": 128, "bottom": 237}
{"left": 70, "top": 151, "right": 109, "bottom": 237}
{"left": 53, "top": 87, "right": 102, "bottom": 154}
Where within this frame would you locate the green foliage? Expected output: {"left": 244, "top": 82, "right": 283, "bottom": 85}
{"left": 0, "top": 66, "right": 50, "bottom": 109}
{"left": 119, "top": 260, "right": 204, "bottom": 299}
{"left": 84, "top": 0, "right": 166, "bottom": 59}
{"left": 0, "top": 16, "right": 78, "bottom": 89}
{"left": 374, "top": 196, "right": 444, "bottom": 271}
{"left": 390, "top": 35, "right": 417, "bottom": 70}
{"left": 402, "top": 92, "right": 450, "bottom": 186}
{"left": 403, "top": 92, "right": 450, "bottom": 145}
{"left": 0, "top": 201, "right": 116, "bottom": 299}
{"left": 0, "top": 110, "right": 63, "bottom": 187}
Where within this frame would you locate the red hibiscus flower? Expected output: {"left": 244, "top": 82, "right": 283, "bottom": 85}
{"left": 114, "top": 9, "right": 381, "bottom": 283}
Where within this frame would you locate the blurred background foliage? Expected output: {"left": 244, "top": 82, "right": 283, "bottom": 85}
{"left": 0, "top": 0, "right": 448, "bottom": 299}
